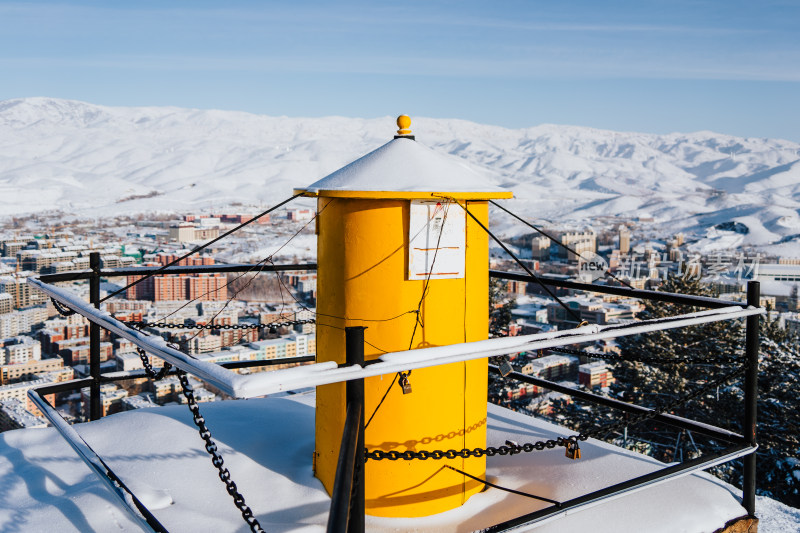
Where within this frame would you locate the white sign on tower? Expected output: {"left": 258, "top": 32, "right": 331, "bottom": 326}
{"left": 407, "top": 200, "right": 466, "bottom": 280}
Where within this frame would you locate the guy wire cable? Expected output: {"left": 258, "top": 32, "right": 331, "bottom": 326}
{"left": 101, "top": 193, "right": 303, "bottom": 303}
{"left": 489, "top": 199, "right": 635, "bottom": 290}
{"left": 451, "top": 198, "right": 583, "bottom": 325}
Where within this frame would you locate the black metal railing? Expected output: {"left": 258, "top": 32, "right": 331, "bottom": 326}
{"left": 33, "top": 260, "right": 761, "bottom": 528}
{"left": 327, "top": 328, "right": 365, "bottom": 533}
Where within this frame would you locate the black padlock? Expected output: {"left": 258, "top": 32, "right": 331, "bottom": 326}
{"left": 565, "top": 440, "right": 582, "bottom": 460}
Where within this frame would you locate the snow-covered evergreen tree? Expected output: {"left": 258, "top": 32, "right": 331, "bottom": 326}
{"left": 557, "top": 274, "right": 800, "bottom": 507}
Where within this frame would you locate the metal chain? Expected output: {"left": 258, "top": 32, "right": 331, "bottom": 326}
{"left": 365, "top": 362, "right": 746, "bottom": 461}
{"left": 130, "top": 322, "right": 264, "bottom": 532}
{"left": 177, "top": 372, "right": 265, "bottom": 533}
{"left": 135, "top": 347, "right": 172, "bottom": 380}
{"left": 124, "top": 319, "right": 314, "bottom": 331}
{"left": 547, "top": 346, "right": 744, "bottom": 366}
{"left": 50, "top": 297, "right": 77, "bottom": 316}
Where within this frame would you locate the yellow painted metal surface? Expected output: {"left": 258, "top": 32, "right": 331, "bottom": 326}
{"left": 314, "top": 195, "right": 490, "bottom": 517}
{"left": 396, "top": 114, "right": 412, "bottom": 136}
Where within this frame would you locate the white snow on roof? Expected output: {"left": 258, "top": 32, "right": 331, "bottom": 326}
{"left": 0, "top": 395, "right": 774, "bottom": 532}
{"left": 299, "top": 137, "right": 508, "bottom": 194}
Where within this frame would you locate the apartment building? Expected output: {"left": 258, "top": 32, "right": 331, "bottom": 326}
{"left": 578, "top": 361, "right": 615, "bottom": 388}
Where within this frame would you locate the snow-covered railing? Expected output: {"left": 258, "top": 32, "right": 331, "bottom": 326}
{"left": 27, "top": 270, "right": 765, "bottom": 531}
{"left": 27, "top": 377, "right": 168, "bottom": 533}
{"left": 28, "top": 276, "right": 762, "bottom": 398}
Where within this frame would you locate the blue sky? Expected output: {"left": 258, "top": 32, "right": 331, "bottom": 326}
{"left": 1, "top": 0, "right": 799, "bottom": 141}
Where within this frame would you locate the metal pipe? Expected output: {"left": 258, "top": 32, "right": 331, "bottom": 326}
{"left": 327, "top": 402, "right": 362, "bottom": 533}
{"left": 27, "top": 386, "right": 168, "bottom": 533}
{"left": 489, "top": 366, "right": 746, "bottom": 443}
{"left": 485, "top": 443, "right": 755, "bottom": 532}
{"left": 31, "top": 276, "right": 763, "bottom": 399}
{"left": 29, "top": 278, "right": 243, "bottom": 397}
{"left": 89, "top": 252, "right": 102, "bottom": 421}
{"left": 743, "top": 281, "right": 760, "bottom": 517}
{"left": 220, "top": 355, "right": 316, "bottom": 369}
{"left": 37, "top": 265, "right": 740, "bottom": 313}
{"left": 489, "top": 270, "right": 747, "bottom": 309}
{"left": 345, "top": 327, "right": 366, "bottom": 533}
{"left": 38, "top": 262, "right": 318, "bottom": 283}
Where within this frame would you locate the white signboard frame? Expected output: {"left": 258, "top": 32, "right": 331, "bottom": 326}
{"left": 407, "top": 200, "right": 466, "bottom": 280}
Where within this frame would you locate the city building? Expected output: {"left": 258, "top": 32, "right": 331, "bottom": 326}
{"left": 754, "top": 263, "right": 800, "bottom": 283}
{"left": 521, "top": 354, "right": 576, "bottom": 380}
{"left": 0, "top": 293, "right": 12, "bottom": 314}
{"left": 154, "top": 252, "right": 215, "bottom": 267}
{"left": 56, "top": 337, "right": 113, "bottom": 366}
{"left": 287, "top": 209, "right": 314, "bottom": 221}
{"left": 120, "top": 393, "right": 159, "bottom": 411}
{"left": 0, "top": 274, "right": 48, "bottom": 308}
{"left": 247, "top": 334, "right": 316, "bottom": 361}
{"left": 0, "top": 357, "right": 63, "bottom": 385}
{"left": 546, "top": 297, "right": 640, "bottom": 328}
{"left": 1, "top": 337, "right": 42, "bottom": 365}
{"left": 80, "top": 384, "right": 128, "bottom": 417}
{"left": 618, "top": 226, "right": 630, "bottom": 255}
{"left": 0, "top": 398, "right": 47, "bottom": 431}
{"left": 557, "top": 229, "right": 597, "bottom": 262}
{"left": 125, "top": 272, "right": 227, "bottom": 301}
{"left": 579, "top": 361, "right": 615, "bottom": 388}
{"left": 0, "top": 370, "right": 70, "bottom": 416}
{"left": 531, "top": 236, "right": 551, "bottom": 260}
{"left": 168, "top": 221, "right": 222, "bottom": 243}
{"left": 786, "top": 314, "right": 800, "bottom": 338}
{"left": 0, "top": 240, "right": 26, "bottom": 258}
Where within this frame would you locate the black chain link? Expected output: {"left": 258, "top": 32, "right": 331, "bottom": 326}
{"left": 130, "top": 322, "right": 265, "bottom": 532}
{"left": 547, "top": 346, "right": 744, "bottom": 366}
{"left": 124, "top": 319, "right": 314, "bottom": 331}
{"left": 177, "top": 372, "right": 265, "bottom": 533}
{"left": 50, "top": 297, "right": 77, "bottom": 316}
{"left": 135, "top": 347, "right": 172, "bottom": 380}
{"left": 365, "top": 361, "right": 746, "bottom": 461}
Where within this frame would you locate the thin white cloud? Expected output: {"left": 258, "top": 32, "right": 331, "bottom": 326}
{"left": 1, "top": 51, "right": 798, "bottom": 83}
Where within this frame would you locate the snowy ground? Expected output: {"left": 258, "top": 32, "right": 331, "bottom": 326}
{"left": 1, "top": 394, "right": 796, "bottom": 532}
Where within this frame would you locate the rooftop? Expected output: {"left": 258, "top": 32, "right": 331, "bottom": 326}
{"left": 0, "top": 394, "right": 751, "bottom": 532}
{"left": 296, "top": 135, "right": 512, "bottom": 199}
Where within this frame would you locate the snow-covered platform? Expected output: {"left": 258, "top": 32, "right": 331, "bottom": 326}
{"left": 0, "top": 394, "right": 749, "bottom": 533}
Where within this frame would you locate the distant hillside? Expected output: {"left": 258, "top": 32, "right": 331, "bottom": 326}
{"left": 1, "top": 97, "right": 799, "bottom": 253}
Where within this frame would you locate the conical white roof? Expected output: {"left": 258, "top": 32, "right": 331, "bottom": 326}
{"left": 296, "top": 137, "right": 512, "bottom": 198}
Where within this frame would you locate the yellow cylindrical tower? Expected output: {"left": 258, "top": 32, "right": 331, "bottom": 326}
{"left": 297, "top": 116, "right": 512, "bottom": 518}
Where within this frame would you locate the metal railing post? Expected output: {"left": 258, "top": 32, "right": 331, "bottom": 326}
{"left": 345, "top": 326, "right": 366, "bottom": 533}
{"left": 89, "top": 252, "right": 102, "bottom": 421}
{"left": 743, "top": 280, "right": 760, "bottom": 516}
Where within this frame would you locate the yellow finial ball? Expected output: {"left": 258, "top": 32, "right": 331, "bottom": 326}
{"left": 396, "top": 115, "right": 412, "bottom": 136}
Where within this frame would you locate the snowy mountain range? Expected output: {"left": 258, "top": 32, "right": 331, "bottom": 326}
{"left": 1, "top": 97, "right": 799, "bottom": 253}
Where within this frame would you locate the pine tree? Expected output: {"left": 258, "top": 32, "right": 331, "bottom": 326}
{"left": 511, "top": 273, "right": 800, "bottom": 506}
{"left": 489, "top": 278, "right": 516, "bottom": 334}
{"left": 614, "top": 274, "right": 743, "bottom": 426}
{"left": 611, "top": 274, "right": 800, "bottom": 507}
